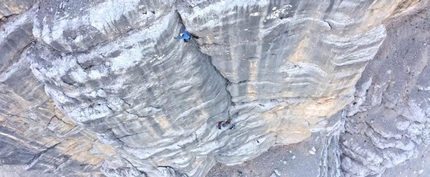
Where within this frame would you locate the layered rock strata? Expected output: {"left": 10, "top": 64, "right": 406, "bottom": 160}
{"left": 0, "top": 0, "right": 426, "bottom": 176}
{"left": 341, "top": 4, "right": 430, "bottom": 176}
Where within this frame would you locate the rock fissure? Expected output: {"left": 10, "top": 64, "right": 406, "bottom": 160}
{"left": 121, "top": 157, "right": 148, "bottom": 176}
{"left": 25, "top": 142, "right": 61, "bottom": 170}
{"left": 1, "top": 0, "right": 429, "bottom": 177}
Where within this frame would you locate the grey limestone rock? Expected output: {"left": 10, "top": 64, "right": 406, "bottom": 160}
{"left": 0, "top": 0, "right": 35, "bottom": 19}
{"left": 30, "top": 2, "right": 230, "bottom": 176}
{"left": 33, "top": 0, "right": 174, "bottom": 53}
{"left": 0, "top": 0, "right": 428, "bottom": 176}
{"left": 340, "top": 3, "right": 430, "bottom": 176}
{"left": 27, "top": 0, "right": 399, "bottom": 176}
{"left": 0, "top": 5, "right": 117, "bottom": 177}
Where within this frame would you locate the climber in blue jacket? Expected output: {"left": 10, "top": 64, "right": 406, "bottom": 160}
{"left": 218, "top": 117, "right": 236, "bottom": 130}
{"left": 175, "top": 27, "right": 191, "bottom": 42}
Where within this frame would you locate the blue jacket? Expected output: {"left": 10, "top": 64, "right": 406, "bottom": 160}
{"left": 175, "top": 29, "right": 191, "bottom": 40}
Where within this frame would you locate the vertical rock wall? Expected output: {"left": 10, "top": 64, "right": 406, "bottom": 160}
{"left": 176, "top": 0, "right": 396, "bottom": 164}
{"left": 0, "top": 0, "right": 426, "bottom": 176}
{"left": 341, "top": 3, "right": 430, "bottom": 176}
{"left": 0, "top": 8, "right": 116, "bottom": 176}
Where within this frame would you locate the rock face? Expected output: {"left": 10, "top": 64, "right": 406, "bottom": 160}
{"left": 0, "top": 0, "right": 35, "bottom": 19}
{"left": 0, "top": 0, "right": 427, "bottom": 176}
{"left": 0, "top": 8, "right": 115, "bottom": 176}
{"left": 340, "top": 5, "right": 430, "bottom": 176}
{"left": 208, "top": 6, "right": 430, "bottom": 175}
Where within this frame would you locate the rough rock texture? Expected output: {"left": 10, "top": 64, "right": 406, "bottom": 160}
{"left": 340, "top": 4, "right": 430, "bottom": 176}
{"left": 0, "top": 0, "right": 428, "bottom": 176}
{"left": 0, "top": 165, "right": 56, "bottom": 177}
{"left": 0, "top": 0, "right": 35, "bottom": 19}
{"left": 207, "top": 112, "right": 344, "bottom": 177}
{"left": 0, "top": 8, "right": 116, "bottom": 176}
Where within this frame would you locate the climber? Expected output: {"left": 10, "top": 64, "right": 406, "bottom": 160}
{"left": 218, "top": 117, "right": 236, "bottom": 130}
{"left": 218, "top": 121, "right": 228, "bottom": 130}
{"left": 175, "top": 27, "right": 191, "bottom": 42}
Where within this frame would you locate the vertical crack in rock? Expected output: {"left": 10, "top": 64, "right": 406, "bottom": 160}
{"left": 1, "top": 0, "right": 429, "bottom": 176}
{"left": 121, "top": 157, "right": 148, "bottom": 176}
{"left": 318, "top": 112, "right": 344, "bottom": 177}
{"left": 28, "top": 3, "right": 232, "bottom": 176}
{"left": 175, "top": 10, "right": 234, "bottom": 107}
{"left": 196, "top": 40, "right": 234, "bottom": 104}
{"left": 25, "top": 142, "right": 61, "bottom": 170}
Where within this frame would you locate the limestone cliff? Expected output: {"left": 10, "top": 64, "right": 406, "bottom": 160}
{"left": 0, "top": 0, "right": 427, "bottom": 177}
{"left": 341, "top": 4, "right": 430, "bottom": 176}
